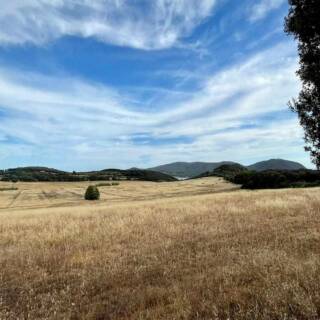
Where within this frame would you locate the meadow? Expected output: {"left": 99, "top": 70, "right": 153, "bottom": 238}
{"left": 0, "top": 178, "right": 320, "bottom": 319}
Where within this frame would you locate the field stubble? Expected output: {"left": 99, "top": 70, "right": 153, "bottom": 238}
{"left": 0, "top": 179, "right": 319, "bottom": 319}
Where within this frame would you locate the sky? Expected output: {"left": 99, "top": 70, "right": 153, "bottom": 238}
{"left": 0, "top": 0, "right": 313, "bottom": 171}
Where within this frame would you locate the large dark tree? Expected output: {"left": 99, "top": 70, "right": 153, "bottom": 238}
{"left": 285, "top": 0, "right": 320, "bottom": 168}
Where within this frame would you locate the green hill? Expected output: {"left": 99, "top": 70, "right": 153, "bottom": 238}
{"left": 248, "top": 159, "right": 305, "bottom": 171}
{"left": 194, "top": 164, "right": 248, "bottom": 180}
{"left": 0, "top": 167, "right": 176, "bottom": 182}
{"left": 148, "top": 161, "right": 239, "bottom": 178}
{"left": 149, "top": 159, "right": 306, "bottom": 178}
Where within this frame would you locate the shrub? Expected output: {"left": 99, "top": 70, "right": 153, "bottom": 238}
{"left": 84, "top": 185, "right": 100, "bottom": 201}
{"left": 95, "top": 183, "right": 112, "bottom": 187}
{"left": 95, "top": 182, "right": 120, "bottom": 187}
{"left": 0, "top": 187, "right": 18, "bottom": 191}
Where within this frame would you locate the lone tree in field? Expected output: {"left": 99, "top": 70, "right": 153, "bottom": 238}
{"left": 85, "top": 185, "right": 100, "bottom": 201}
{"left": 285, "top": 0, "right": 320, "bottom": 168}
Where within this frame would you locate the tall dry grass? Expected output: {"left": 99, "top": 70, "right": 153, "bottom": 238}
{"left": 1, "top": 188, "right": 320, "bottom": 319}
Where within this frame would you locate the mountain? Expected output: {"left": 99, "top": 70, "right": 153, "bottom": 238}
{"left": 0, "top": 167, "right": 176, "bottom": 182}
{"left": 194, "top": 163, "right": 248, "bottom": 180}
{"left": 148, "top": 161, "right": 238, "bottom": 178}
{"left": 149, "top": 159, "right": 306, "bottom": 178}
{"left": 248, "top": 159, "right": 306, "bottom": 172}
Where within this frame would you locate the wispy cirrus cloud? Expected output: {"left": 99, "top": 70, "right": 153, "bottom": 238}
{"left": 0, "top": 0, "right": 216, "bottom": 49}
{"left": 249, "top": 0, "right": 286, "bottom": 22}
{"left": 0, "top": 40, "right": 310, "bottom": 169}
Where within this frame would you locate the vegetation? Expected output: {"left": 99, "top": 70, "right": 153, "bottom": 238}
{"left": 84, "top": 185, "right": 100, "bottom": 200}
{"left": 194, "top": 163, "right": 248, "bottom": 180}
{"left": 96, "top": 182, "right": 120, "bottom": 187}
{"left": 149, "top": 161, "right": 238, "bottom": 178}
{"left": 1, "top": 187, "right": 319, "bottom": 319}
{"left": 247, "top": 159, "right": 305, "bottom": 171}
{"left": 0, "top": 178, "right": 236, "bottom": 211}
{"left": 285, "top": 0, "right": 320, "bottom": 168}
{"left": 0, "top": 167, "right": 176, "bottom": 182}
{"left": 149, "top": 159, "right": 306, "bottom": 178}
{"left": 0, "top": 187, "right": 18, "bottom": 191}
{"left": 234, "top": 169, "right": 320, "bottom": 189}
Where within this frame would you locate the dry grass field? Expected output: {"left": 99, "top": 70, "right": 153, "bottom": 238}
{"left": 0, "top": 179, "right": 320, "bottom": 319}
{"left": 0, "top": 178, "right": 238, "bottom": 212}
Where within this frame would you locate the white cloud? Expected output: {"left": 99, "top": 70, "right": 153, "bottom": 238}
{"left": 249, "top": 0, "right": 286, "bottom": 22}
{"left": 0, "top": 40, "right": 312, "bottom": 169}
{"left": 0, "top": 0, "right": 216, "bottom": 49}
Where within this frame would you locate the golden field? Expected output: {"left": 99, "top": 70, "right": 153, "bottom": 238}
{"left": 0, "top": 178, "right": 320, "bottom": 319}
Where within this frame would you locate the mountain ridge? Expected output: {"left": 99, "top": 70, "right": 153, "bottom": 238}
{"left": 148, "top": 161, "right": 239, "bottom": 178}
{"left": 149, "top": 159, "right": 306, "bottom": 178}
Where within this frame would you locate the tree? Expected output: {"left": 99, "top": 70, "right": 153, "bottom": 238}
{"left": 285, "top": 0, "right": 320, "bottom": 168}
{"left": 84, "top": 185, "right": 100, "bottom": 201}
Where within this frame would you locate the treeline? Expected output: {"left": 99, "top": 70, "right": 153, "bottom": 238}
{"left": 0, "top": 167, "right": 177, "bottom": 182}
{"left": 232, "top": 170, "right": 320, "bottom": 189}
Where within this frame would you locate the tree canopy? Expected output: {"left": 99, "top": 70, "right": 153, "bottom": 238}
{"left": 285, "top": 0, "right": 320, "bottom": 168}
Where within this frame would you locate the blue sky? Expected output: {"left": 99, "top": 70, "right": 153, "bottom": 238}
{"left": 0, "top": 0, "right": 313, "bottom": 170}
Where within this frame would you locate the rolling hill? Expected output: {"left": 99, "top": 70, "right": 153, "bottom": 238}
{"left": 194, "top": 163, "right": 248, "bottom": 180}
{"left": 149, "top": 159, "right": 306, "bottom": 178}
{"left": 248, "top": 159, "right": 305, "bottom": 171}
{"left": 148, "top": 161, "right": 238, "bottom": 178}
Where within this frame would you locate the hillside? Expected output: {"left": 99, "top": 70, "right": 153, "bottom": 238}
{"left": 149, "top": 159, "right": 306, "bottom": 178}
{"left": 148, "top": 161, "right": 238, "bottom": 178}
{"left": 0, "top": 167, "right": 176, "bottom": 182}
{"left": 194, "top": 163, "right": 248, "bottom": 180}
{"left": 248, "top": 159, "right": 305, "bottom": 171}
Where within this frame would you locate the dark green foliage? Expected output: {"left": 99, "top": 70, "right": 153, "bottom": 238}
{"left": 149, "top": 161, "right": 239, "bottom": 178}
{"left": 0, "top": 167, "right": 176, "bottom": 182}
{"left": 84, "top": 186, "right": 100, "bottom": 201}
{"left": 194, "top": 164, "right": 248, "bottom": 180}
{"left": 285, "top": 0, "right": 320, "bottom": 168}
{"left": 248, "top": 159, "right": 305, "bottom": 171}
{"left": 125, "top": 169, "right": 177, "bottom": 182}
{"left": 234, "top": 170, "right": 320, "bottom": 189}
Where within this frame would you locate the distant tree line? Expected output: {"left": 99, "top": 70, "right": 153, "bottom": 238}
{"left": 232, "top": 170, "right": 320, "bottom": 189}
{"left": 0, "top": 167, "right": 177, "bottom": 182}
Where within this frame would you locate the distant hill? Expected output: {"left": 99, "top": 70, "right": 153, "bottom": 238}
{"left": 0, "top": 167, "right": 176, "bottom": 182}
{"left": 0, "top": 159, "right": 307, "bottom": 182}
{"left": 248, "top": 159, "right": 306, "bottom": 172}
{"left": 149, "top": 159, "right": 306, "bottom": 178}
{"left": 194, "top": 164, "right": 248, "bottom": 180}
{"left": 148, "top": 161, "right": 238, "bottom": 178}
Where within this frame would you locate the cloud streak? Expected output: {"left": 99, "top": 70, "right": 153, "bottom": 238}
{"left": 0, "top": 0, "right": 216, "bottom": 49}
{"left": 249, "top": 0, "right": 286, "bottom": 22}
{"left": 0, "top": 39, "right": 310, "bottom": 169}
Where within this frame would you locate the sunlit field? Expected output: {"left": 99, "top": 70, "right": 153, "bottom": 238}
{"left": 1, "top": 179, "right": 320, "bottom": 319}
{"left": 0, "top": 178, "right": 238, "bottom": 212}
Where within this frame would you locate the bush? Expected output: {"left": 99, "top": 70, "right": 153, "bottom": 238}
{"left": 84, "top": 185, "right": 100, "bottom": 200}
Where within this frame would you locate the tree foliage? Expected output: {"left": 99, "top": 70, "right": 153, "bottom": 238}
{"left": 85, "top": 185, "right": 100, "bottom": 201}
{"left": 285, "top": 0, "right": 320, "bottom": 168}
{"left": 233, "top": 169, "right": 320, "bottom": 189}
